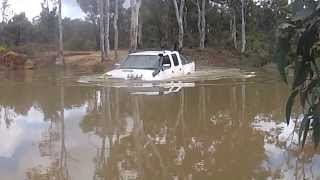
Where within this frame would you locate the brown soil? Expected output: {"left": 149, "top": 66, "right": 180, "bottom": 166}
{"left": 0, "top": 51, "right": 34, "bottom": 70}
{"left": 183, "top": 48, "right": 241, "bottom": 67}
{"left": 63, "top": 50, "right": 128, "bottom": 72}
{"left": 0, "top": 48, "right": 259, "bottom": 72}
{"left": 7, "top": 50, "right": 129, "bottom": 72}
{"left": 60, "top": 48, "right": 242, "bottom": 72}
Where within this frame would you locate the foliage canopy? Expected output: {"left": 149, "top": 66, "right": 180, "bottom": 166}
{"left": 276, "top": 0, "right": 320, "bottom": 149}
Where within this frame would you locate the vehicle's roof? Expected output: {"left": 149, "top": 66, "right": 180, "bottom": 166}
{"left": 129, "top": 50, "right": 177, "bottom": 56}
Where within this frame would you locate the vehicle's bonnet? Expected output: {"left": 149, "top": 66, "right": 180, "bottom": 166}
{"left": 105, "top": 69, "right": 155, "bottom": 80}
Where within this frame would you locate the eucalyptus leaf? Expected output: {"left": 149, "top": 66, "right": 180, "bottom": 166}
{"left": 286, "top": 89, "right": 299, "bottom": 125}
{"left": 292, "top": 60, "right": 308, "bottom": 89}
{"left": 300, "top": 80, "right": 319, "bottom": 108}
{"left": 299, "top": 116, "right": 309, "bottom": 144}
{"left": 275, "top": 27, "right": 294, "bottom": 83}
{"left": 313, "top": 118, "right": 320, "bottom": 148}
{"left": 302, "top": 118, "right": 311, "bottom": 148}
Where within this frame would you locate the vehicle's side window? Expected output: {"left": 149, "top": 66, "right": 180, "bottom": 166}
{"left": 162, "top": 55, "right": 171, "bottom": 70}
{"left": 172, "top": 54, "right": 179, "bottom": 66}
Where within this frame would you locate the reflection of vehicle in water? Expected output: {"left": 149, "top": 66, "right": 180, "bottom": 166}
{"left": 128, "top": 81, "right": 195, "bottom": 95}
{"left": 104, "top": 80, "right": 195, "bottom": 95}
{"left": 104, "top": 51, "right": 195, "bottom": 81}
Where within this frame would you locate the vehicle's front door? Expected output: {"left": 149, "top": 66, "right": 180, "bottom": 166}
{"left": 158, "top": 55, "right": 173, "bottom": 79}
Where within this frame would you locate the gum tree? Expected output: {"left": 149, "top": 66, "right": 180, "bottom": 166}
{"left": 172, "top": 0, "right": 185, "bottom": 51}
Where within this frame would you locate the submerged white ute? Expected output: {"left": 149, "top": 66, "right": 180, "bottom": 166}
{"left": 104, "top": 50, "right": 195, "bottom": 81}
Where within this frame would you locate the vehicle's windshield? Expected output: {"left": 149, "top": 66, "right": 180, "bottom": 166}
{"left": 120, "top": 55, "right": 160, "bottom": 70}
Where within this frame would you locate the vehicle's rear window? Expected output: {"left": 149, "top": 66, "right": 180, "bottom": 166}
{"left": 120, "top": 55, "right": 160, "bottom": 70}
{"left": 172, "top": 54, "right": 179, "bottom": 66}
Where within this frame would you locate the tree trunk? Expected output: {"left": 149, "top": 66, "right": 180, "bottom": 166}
{"left": 138, "top": 17, "right": 143, "bottom": 48}
{"left": 232, "top": 10, "right": 237, "bottom": 49}
{"left": 134, "top": 0, "right": 142, "bottom": 51}
{"left": 229, "top": 15, "right": 232, "bottom": 33}
{"left": 105, "top": 0, "right": 110, "bottom": 58}
{"left": 129, "top": 0, "right": 141, "bottom": 52}
{"left": 0, "top": 0, "right": 9, "bottom": 44}
{"left": 241, "top": 0, "right": 246, "bottom": 53}
{"left": 130, "top": 0, "right": 135, "bottom": 51}
{"left": 132, "top": 2, "right": 138, "bottom": 52}
{"left": 200, "top": 0, "right": 206, "bottom": 49}
{"left": 93, "top": 18, "right": 100, "bottom": 50}
{"left": 196, "top": 0, "right": 201, "bottom": 44}
{"left": 184, "top": 5, "right": 188, "bottom": 33}
{"left": 56, "top": 0, "right": 64, "bottom": 65}
{"left": 98, "top": 0, "right": 106, "bottom": 62}
{"left": 113, "top": 0, "right": 119, "bottom": 58}
{"left": 0, "top": 23, "right": 3, "bottom": 44}
{"left": 196, "top": 0, "right": 205, "bottom": 49}
{"left": 172, "top": 0, "right": 185, "bottom": 51}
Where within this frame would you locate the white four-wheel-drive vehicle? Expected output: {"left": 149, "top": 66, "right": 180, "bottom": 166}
{"left": 104, "top": 50, "right": 195, "bottom": 81}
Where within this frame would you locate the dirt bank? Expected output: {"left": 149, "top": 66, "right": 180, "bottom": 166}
{"left": 0, "top": 49, "right": 128, "bottom": 72}
{"left": 0, "top": 51, "right": 34, "bottom": 70}
{"left": 63, "top": 50, "right": 128, "bottom": 72}
{"left": 182, "top": 48, "right": 241, "bottom": 67}
{"left": 0, "top": 48, "right": 271, "bottom": 72}
{"left": 63, "top": 48, "right": 267, "bottom": 71}
{"left": 62, "top": 48, "right": 243, "bottom": 72}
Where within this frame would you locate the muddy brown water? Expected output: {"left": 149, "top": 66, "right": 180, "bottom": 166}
{"left": 0, "top": 67, "right": 317, "bottom": 180}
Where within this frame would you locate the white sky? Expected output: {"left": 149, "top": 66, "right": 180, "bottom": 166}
{"left": 8, "top": 0, "right": 85, "bottom": 20}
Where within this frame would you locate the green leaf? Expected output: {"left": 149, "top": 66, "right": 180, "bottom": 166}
{"left": 315, "top": 102, "right": 320, "bottom": 116}
{"left": 300, "top": 90, "right": 307, "bottom": 108}
{"left": 294, "top": 22, "right": 320, "bottom": 89}
{"left": 302, "top": 118, "right": 311, "bottom": 149}
{"left": 313, "top": 118, "right": 320, "bottom": 148}
{"left": 299, "top": 116, "right": 308, "bottom": 144}
{"left": 309, "top": 63, "right": 315, "bottom": 79}
{"left": 300, "top": 80, "right": 319, "bottom": 108}
{"left": 311, "top": 58, "right": 320, "bottom": 77}
{"left": 275, "top": 22, "right": 296, "bottom": 83}
{"left": 286, "top": 89, "right": 299, "bottom": 125}
{"left": 275, "top": 50, "right": 289, "bottom": 83}
{"left": 275, "top": 39, "right": 291, "bottom": 83}
{"left": 307, "top": 79, "right": 319, "bottom": 92}
{"left": 292, "top": 60, "right": 308, "bottom": 89}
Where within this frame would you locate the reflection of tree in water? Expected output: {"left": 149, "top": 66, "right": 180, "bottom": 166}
{"left": 0, "top": 72, "right": 295, "bottom": 179}
{"left": 0, "top": 69, "right": 93, "bottom": 129}
{"left": 79, "top": 82, "right": 284, "bottom": 179}
{"left": 58, "top": 84, "right": 69, "bottom": 180}
{"left": 26, "top": 71, "right": 69, "bottom": 180}
{"left": 80, "top": 87, "right": 117, "bottom": 180}
{"left": 0, "top": 70, "right": 314, "bottom": 179}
